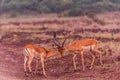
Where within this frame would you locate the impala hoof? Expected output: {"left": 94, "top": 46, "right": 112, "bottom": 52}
{"left": 89, "top": 66, "right": 93, "bottom": 70}
{"left": 28, "top": 72, "right": 34, "bottom": 77}
{"left": 44, "top": 75, "right": 47, "bottom": 78}
{"left": 89, "top": 67, "right": 92, "bottom": 70}
{"left": 82, "top": 68, "right": 85, "bottom": 71}
{"left": 74, "top": 69, "right": 77, "bottom": 72}
{"left": 101, "top": 64, "right": 103, "bottom": 67}
{"left": 25, "top": 72, "right": 28, "bottom": 77}
{"left": 43, "top": 73, "right": 47, "bottom": 78}
{"left": 74, "top": 69, "right": 80, "bottom": 72}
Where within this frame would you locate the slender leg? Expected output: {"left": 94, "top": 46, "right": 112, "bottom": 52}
{"left": 24, "top": 56, "right": 28, "bottom": 76}
{"left": 93, "top": 49, "right": 103, "bottom": 66}
{"left": 89, "top": 53, "right": 95, "bottom": 69}
{"left": 34, "top": 60, "right": 39, "bottom": 75}
{"left": 24, "top": 56, "right": 28, "bottom": 72}
{"left": 41, "top": 57, "right": 47, "bottom": 77}
{"left": 27, "top": 56, "right": 33, "bottom": 73}
{"left": 72, "top": 54, "right": 77, "bottom": 70}
{"left": 80, "top": 51, "right": 85, "bottom": 71}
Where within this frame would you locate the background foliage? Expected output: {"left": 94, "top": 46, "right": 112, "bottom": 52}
{"left": 0, "top": 0, "right": 120, "bottom": 16}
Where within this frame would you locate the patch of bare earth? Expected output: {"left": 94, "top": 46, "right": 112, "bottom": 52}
{"left": 0, "top": 11, "right": 120, "bottom": 80}
{"left": 0, "top": 43, "right": 120, "bottom": 80}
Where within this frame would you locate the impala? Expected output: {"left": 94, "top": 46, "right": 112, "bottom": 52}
{"left": 23, "top": 44, "right": 64, "bottom": 77}
{"left": 53, "top": 33, "right": 103, "bottom": 71}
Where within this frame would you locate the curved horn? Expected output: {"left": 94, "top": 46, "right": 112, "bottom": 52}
{"left": 53, "top": 32, "right": 61, "bottom": 48}
{"left": 61, "top": 33, "right": 67, "bottom": 47}
{"left": 61, "top": 31, "right": 73, "bottom": 47}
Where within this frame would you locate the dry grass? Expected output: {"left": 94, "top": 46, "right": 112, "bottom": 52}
{"left": 0, "top": 11, "right": 120, "bottom": 80}
{"left": 0, "top": 11, "right": 120, "bottom": 52}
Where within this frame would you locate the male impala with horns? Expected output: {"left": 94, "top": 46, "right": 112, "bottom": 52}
{"left": 53, "top": 32, "right": 103, "bottom": 71}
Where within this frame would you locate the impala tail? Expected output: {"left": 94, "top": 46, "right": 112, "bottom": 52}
{"left": 24, "top": 48, "right": 30, "bottom": 56}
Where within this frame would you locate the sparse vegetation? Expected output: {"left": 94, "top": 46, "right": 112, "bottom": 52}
{"left": 0, "top": 0, "right": 120, "bottom": 80}
{"left": 0, "top": 0, "right": 120, "bottom": 17}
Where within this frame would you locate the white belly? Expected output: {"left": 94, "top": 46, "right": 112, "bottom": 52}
{"left": 81, "top": 45, "right": 95, "bottom": 51}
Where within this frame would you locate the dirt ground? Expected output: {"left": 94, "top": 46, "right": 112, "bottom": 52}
{"left": 0, "top": 43, "right": 120, "bottom": 80}
{"left": 0, "top": 11, "right": 120, "bottom": 80}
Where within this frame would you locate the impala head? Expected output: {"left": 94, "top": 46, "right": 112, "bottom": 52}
{"left": 53, "top": 32, "right": 67, "bottom": 56}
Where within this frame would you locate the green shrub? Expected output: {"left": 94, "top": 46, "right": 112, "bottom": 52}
{"left": 67, "top": 8, "right": 84, "bottom": 16}
{"left": 0, "top": 0, "right": 120, "bottom": 16}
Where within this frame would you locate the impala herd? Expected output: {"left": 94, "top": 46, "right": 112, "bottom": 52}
{"left": 23, "top": 32, "right": 103, "bottom": 77}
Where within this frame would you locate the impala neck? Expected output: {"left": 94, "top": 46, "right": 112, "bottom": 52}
{"left": 46, "top": 49, "right": 56, "bottom": 58}
{"left": 65, "top": 44, "right": 71, "bottom": 51}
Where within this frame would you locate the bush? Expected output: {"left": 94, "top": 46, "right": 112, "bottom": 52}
{"left": 67, "top": 8, "right": 84, "bottom": 16}
{"left": 0, "top": 0, "right": 120, "bottom": 16}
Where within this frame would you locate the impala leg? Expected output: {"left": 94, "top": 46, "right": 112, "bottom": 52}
{"left": 24, "top": 56, "right": 28, "bottom": 72}
{"left": 72, "top": 54, "right": 77, "bottom": 70}
{"left": 24, "top": 56, "right": 28, "bottom": 76}
{"left": 89, "top": 53, "right": 95, "bottom": 69}
{"left": 27, "top": 56, "right": 33, "bottom": 73}
{"left": 41, "top": 57, "right": 47, "bottom": 77}
{"left": 80, "top": 51, "right": 85, "bottom": 71}
{"left": 34, "top": 60, "right": 39, "bottom": 75}
{"left": 94, "top": 49, "right": 103, "bottom": 66}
